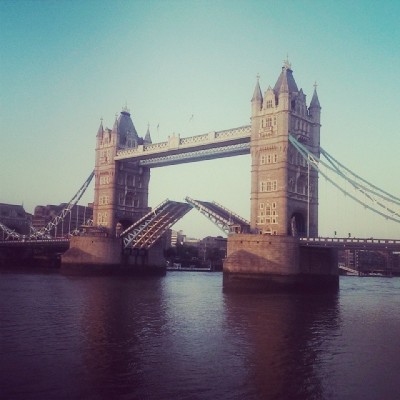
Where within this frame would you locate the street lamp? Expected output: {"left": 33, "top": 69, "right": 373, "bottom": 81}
{"left": 307, "top": 154, "right": 310, "bottom": 237}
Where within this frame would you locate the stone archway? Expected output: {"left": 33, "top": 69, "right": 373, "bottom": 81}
{"left": 118, "top": 218, "right": 134, "bottom": 231}
{"left": 289, "top": 212, "right": 306, "bottom": 237}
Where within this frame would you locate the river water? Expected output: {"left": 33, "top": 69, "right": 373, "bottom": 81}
{"left": 1, "top": 270, "right": 399, "bottom": 400}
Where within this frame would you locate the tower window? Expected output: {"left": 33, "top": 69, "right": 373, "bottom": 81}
{"left": 260, "top": 153, "right": 278, "bottom": 165}
{"left": 260, "top": 180, "right": 278, "bottom": 192}
{"left": 257, "top": 202, "right": 278, "bottom": 227}
{"left": 127, "top": 175, "right": 135, "bottom": 186}
{"left": 97, "top": 212, "right": 108, "bottom": 225}
{"left": 100, "top": 175, "right": 110, "bottom": 185}
{"left": 99, "top": 195, "right": 109, "bottom": 205}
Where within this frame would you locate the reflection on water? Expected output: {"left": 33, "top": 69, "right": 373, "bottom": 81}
{"left": 1, "top": 271, "right": 399, "bottom": 400}
{"left": 223, "top": 292, "right": 340, "bottom": 400}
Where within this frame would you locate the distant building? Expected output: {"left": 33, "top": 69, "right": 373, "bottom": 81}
{"left": 0, "top": 203, "right": 31, "bottom": 236}
{"left": 200, "top": 235, "right": 227, "bottom": 249}
{"left": 165, "top": 230, "right": 180, "bottom": 247}
{"left": 167, "top": 229, "right": 203, "bottom": 248}
{"left": 183, "top": 236, "right": 201, "bottom": 247}
{"left": 198, "top": 235, "right": 227, "bottom": 257}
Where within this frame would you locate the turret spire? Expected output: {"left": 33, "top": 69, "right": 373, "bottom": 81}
{"left": 279, "top": 69, "right": 289, "bottom": 93}
{"left": 144, "top": 124, "right": 152, "bottom": 144}
{"left": 96, "top": 118, "right": 104, "bottom": 137}
{"left": 310, "top": 82, "right": 321, "bottom": 108}
{"left": 251, "top": 74, "right": 263, "bottom": 103}
{"left": 273, "top": 60, "right": 298, "bottom": 96}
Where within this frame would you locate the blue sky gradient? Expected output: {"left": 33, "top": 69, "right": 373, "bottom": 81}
{"left": 1, "top": 0, "right": 399, "bottom": 238}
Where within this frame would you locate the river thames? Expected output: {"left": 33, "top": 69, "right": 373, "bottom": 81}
{"left": 1, "top": 270, "right": 399, "bottom": 400}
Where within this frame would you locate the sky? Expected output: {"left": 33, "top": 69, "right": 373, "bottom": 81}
{"left": 1, "top": 0, "right": 399, "bottom": 239}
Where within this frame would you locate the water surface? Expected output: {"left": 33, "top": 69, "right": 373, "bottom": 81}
{"left": 1, "top": 271, "right": 399, "bottom": 399}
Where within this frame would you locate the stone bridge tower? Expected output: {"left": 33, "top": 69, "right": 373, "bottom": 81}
{"left": 93, "top": 107, "right": 152, "bottom": 234}
{"left": 250, "top": 61, "right": 321, "bottom": 237}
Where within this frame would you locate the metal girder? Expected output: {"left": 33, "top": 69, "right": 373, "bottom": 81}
{"left": 0, "top": 171, "right": 94, "bottom": 241}
{"left": 29, "top": 171, "right": 95, "bottom": 239}
{"left": 0, "top": 222, "right": 22, "bottom": 240}
{"left": 121, "top": 200, "right": 192, "bottom": 249}
{"left": 185, "top": 197, "right": 250, "bottom": 234}
{"left": 138, "top": 142, "right": 250, "bottom": 168}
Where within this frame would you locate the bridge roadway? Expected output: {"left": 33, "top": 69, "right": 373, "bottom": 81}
{"left": 0, "top": 238, "right": 70, "bottom": 268}
{"left": 185, "top": 197, "right": 250, "bottom": 234}
{"left": 114, "top": 125, "right": 251, "bottom": 167}
{"left": 1, "top": 236, "right": 399, "bottom": 253}
{"left": 0, "top": 238, "right": 69, "bottom": 249}
{"left": 300, "top": 237, "right": 400, "bottom": 251}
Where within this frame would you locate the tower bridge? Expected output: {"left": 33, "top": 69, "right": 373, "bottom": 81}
{"left": 2, "top": 61, "right": 399, "bottom": 289}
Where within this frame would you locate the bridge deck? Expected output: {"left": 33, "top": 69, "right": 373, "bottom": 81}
{"left": 121, "top": 200, "right": 192, "bottom": 249}
{"left": 186, "top": 197, "right": 250, "bottom": 234}
{"left": 300, "top": 237, "right": 400, "bottom": 251}
{"left": 0, "top": 239, "right": 69, "bottom": 248}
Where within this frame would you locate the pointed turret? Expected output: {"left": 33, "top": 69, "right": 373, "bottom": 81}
{"left": 273, "top": 60, "right": 299, "bottom": 97}
{"left": 96, "top": 118, "right": 104, "bottom": 138}
{"left": 309, "top": 83, "right": 321, "bottom": 124}
{"left": 279, "top": 68, "right": 289, "bottom": 94}
{"left": 251, "top": 75, "right": 263, "bottom": 102}
{"left": 112, "top": 113, "right": 119, "bottom": 133}
{"left": 144, "top": 124, "right": 152, "bottom": 144}
{"left": 251, "top": 75, "right": 263, "bottom": 115}
{"left": 310, "top": 86, "right": 321, "bottom": 109}
{"left": 114, "top": 107, "right": 140, "bottom": 148}
{"left": 274, "top": 60, "right": 297, "bottom": 111}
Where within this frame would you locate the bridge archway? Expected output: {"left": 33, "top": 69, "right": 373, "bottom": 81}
{"left": 118, "top": 218, "right": 134, "bottom": 231}
{"left": 289, "top": 212, "right": 306, "bottom": 237}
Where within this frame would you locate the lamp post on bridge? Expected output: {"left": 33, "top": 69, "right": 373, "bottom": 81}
{"left": 307, "top": 154, "right": 310, "bottom": 238}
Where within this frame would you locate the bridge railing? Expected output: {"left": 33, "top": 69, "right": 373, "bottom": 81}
{"left": 300, "top": 237, "right": 400, "bottom": 245}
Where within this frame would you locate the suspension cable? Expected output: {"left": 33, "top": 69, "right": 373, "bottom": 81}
{"left": 321, "top": 147, "right": 400, "bottom": 205}
{"left": 288, "top": 135, "right": 400, "bottom": 223}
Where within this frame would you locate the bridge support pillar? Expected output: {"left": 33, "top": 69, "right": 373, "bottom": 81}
{"left": 223, "top": 234, "right": 338, "bottom": 292}
{"left": 61, "top": 230, "right": 166, "bottom": 276}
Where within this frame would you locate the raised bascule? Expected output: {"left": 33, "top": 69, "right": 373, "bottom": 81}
{"left": 2, "top": 61, "right": 400, "bottom": 289}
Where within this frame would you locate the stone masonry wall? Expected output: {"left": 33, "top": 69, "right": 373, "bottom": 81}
{"left": 224, "top": 234, "right": 300, "bottom": 275}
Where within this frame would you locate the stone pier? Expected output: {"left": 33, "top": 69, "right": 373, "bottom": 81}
{"left": 61, "top": 228, "right": 166, "bottom": 276}
{"left": 223, "top": 234, "right": 338, "bottom": 292}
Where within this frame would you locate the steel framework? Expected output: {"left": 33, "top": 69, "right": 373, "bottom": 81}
{"left": 121, "top": 199, "right": 192, "bottom": 249}
{"left": 185, "top": 196, "right": 250, "bottom": 234}
{"left": 0, "top": 171, "right": 94, "bottom": 241}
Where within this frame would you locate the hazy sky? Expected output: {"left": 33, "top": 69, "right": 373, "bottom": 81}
{"left": 1, "top": 0, "right": 399, "bottom": 239}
